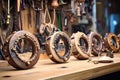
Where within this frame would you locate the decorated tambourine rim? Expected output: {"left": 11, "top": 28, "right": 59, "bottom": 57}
{"left": 117, "top": 33, "right": 120, "bottom": 52}
{"left": 88, "top": 32, "right": 103, "bottom": 56}
{"left": 71, "top": 32, "right": 91, "bottom": 59}
{"left": 104, "top": 33, "right": 119, "bottom": 52}
{"left": 3, "top": 31, "right": 19, "bottom": 69}
{"left": 3, "top": 30, "right": 40, "bottom": 69}
{"left": 45, "top": 31, "right": 71, "bottom": 63}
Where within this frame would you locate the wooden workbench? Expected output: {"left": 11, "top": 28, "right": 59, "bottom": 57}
{"left": 0, "top": 54, "right": 120, "bottom": 80}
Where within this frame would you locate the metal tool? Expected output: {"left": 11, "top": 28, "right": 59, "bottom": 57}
{"left": 32, "top": 0, "right": 43, "bottom": 31}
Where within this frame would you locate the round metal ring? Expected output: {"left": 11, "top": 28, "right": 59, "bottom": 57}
{"left": 104, "top": 33, "right": 119, "bottom": 52}
{"left": 89, "top": 32, "right": 103, "bottom": 56}
{"left": 71, "top": 32, "right": 91, "bottom": 59}
{"left": 3, "top": 30, "right": 40, "bottom": 69}
{"left": 45, "top": 31, "right": 71, "bottom": 63}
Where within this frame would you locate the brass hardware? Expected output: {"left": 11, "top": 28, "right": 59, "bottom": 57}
{"left": 51, "top": 0, "right": 59, "bottom": 8}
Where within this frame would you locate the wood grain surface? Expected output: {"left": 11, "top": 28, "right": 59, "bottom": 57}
{"left": 0, "top": 53, "right": 120, "bottom": 80}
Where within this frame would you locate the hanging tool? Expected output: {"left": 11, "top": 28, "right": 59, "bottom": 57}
{"left": 57, "top": 11, "right": 62, "bottom": 31}
{"left": 17, "top": 0, "right": 21, "bottom": 12}
{"left": 21, "top": 0, "right": 26, "bottom": 10}
{"left": 27, "top": 0, "right": 32, "bottom": 28}
{"left": 56, "top": 0, "right": 65, "bottom": 31}
{"left": 63, "top": 15, "right": 69, "bottom": 32}
{"left": 6, "top": 0, "right": 11, "bottom": 25}
{"left": 76, "top": 0, "right": 86, "bottom": 20}
{"left": 59, "top": 1, "right": 70, "bottom": 32}
{"left": 59, "top": 0, "right": 66, "bottom": 5}
{"left": 32, "top": 0, "right": 43, "bottom": 32}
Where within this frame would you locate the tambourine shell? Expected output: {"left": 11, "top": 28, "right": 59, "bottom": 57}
{"left": 45, "top": 31, "right": 71, "bottom": 63}
{"left": 71, "top": 32, "right": 91, "bottom": 59}
{"left": 89, "top": 32, "right": 103, "bottom": 56}
{"left": 104, "top": 33, "right": 119, "bottom": 52}
{"left": 3, "top": 30, "right": 40, "bottom": 69}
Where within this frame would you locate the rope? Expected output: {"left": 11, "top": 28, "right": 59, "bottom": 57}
{"left": 52, "top": 8, "right": 56, "bottom": 24}
{"left": 44, "top": 2, "right": 51, "bottom": 24}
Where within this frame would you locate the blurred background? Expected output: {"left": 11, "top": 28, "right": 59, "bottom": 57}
{"left": 95, "top": 0, "right": 120, "bottom": 36}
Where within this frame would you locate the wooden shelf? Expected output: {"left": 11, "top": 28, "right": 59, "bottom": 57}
{"left": 0, "top": 54, "right": 120, "bottom": 80}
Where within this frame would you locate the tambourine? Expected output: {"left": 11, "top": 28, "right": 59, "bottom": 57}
{"left": 39, "top": 23, "right": 58, "bottom": 36}
{"left": 89, "top": 32, "right": 103, "bottom": 56}
{"left": 71, "top": 32, "right": 91, "bottom": 59}
{"left": 45, "top": 31, "right": 71, "bottom": 63}
{"left": 104, "top": 33, "right": 119, "bottom": 52}
{"left": 3, "top": 30, "right": 40, "bottom": 69}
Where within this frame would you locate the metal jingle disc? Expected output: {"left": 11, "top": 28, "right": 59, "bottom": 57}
{"left": 104, "top": 33, "right": 119, "bottom": 52}
{"left": 45, "top": 31, "right": 71, "bottom": 63}
{"left": 89, "top": 32, "right": 103, "bottom": 56}
{"left": 71, "top": 32, "right": 90, "bottom": 59}
{"left": 6, "top": 30, "right": 40, "bottom": 69}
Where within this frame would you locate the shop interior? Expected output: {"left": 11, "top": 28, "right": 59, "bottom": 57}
{"left": 0, "top": 0, "right": 120, "bottom": 80}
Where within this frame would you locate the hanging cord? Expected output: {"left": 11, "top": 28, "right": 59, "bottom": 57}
{"left": 44, "top": 0, "right": 51, "bottom": 24}
{"left": 44, "top": 0, "right": 57, "bottom": 25}
{"left": 8, "top": 0, "right": 10, "bottom": 15}
{"left": 39, "top": 0, "right": 57, "bottom": 36}
{"left": 52, "top": 8, "right": 56, "bottom": 24}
